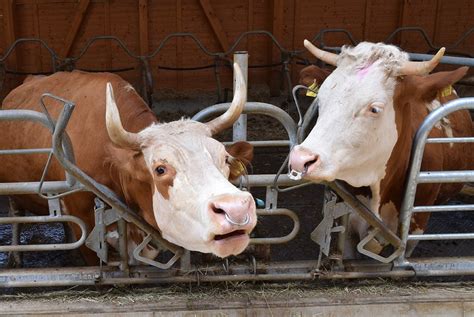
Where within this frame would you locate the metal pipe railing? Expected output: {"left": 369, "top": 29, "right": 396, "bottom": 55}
{"left": 397, "top": 97, "right": 474, "bottom": 265}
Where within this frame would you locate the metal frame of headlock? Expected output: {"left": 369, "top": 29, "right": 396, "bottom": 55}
{"left": 0, "top": 94, "right": 184, "bottom": 271}
{"left": 395, "top": 97, "right": 474, "bottom": 272}
{"left": 1, "top": 30, "right": 474, "bottom": 286}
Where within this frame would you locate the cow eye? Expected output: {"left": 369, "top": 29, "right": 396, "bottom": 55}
{"left": 155, "top": 165, "right": 167, "bottom": 175}
{"left": 371, "top": 107, "right": 381, "bottom": 114}
{"left": 367, "top": 103, "right": 384, "bottom": 117}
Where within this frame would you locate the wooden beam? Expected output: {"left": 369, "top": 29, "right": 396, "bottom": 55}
{"left": 199, "top": 0, "right": 229, "bottom": 52}
{"left": 138, "top": 0, "right": 149, "bottom": 55}
{"left": 269, "top": 0, "right": 284, "bottom": 96}
{"left": 60, "top": 0, "right": 90, "bottom": 57}
{"left": 176, "top": 0, "right": 183, "bottom": 91}
{"left": 397, "top": 0, "right": 408, "bottom": 46}
{"left": 3, "top": 0, "right": 17, "bottom": 68}
{"left": 362, "top": 0, "right": 372, "bottom": 40}
{"left": 33, "top": 0, "right": 44, "bottom": 72}
{"left": 104, "top": 0, "right": 112, "bottom": 70}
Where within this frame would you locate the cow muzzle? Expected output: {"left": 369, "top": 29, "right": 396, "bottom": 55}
{"left": 209, "top": 193, "right": 255, "bottom": 228}
{"left": 288, "top": 145, "right": 320, "bottom": 180}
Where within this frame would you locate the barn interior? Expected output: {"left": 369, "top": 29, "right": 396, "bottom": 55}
{"left": 0, "top": 1, "right": 473, "bottom": 314}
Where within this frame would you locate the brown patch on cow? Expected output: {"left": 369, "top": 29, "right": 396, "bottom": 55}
{"left": 226, "top": 141, "right": 254, "bottom": 180}
{"left": 152, "top": 162, "right": 176, "bottom": 200}
{"left": 378, "top": 67, "right": 473, "bottom": 254}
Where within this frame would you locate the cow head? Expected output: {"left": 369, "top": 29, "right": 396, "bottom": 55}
{"left": 289, "top": 40, "right": 447, "bottom": 209}
{"left": 105, "top": 64, "right": 257, "bottom": 258}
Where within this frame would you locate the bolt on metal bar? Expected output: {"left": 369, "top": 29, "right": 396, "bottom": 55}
{"left": 397, "top": 97, "right": 474, "bottom": 266}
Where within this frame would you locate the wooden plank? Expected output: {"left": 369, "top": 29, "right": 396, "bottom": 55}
{"left": 176, "top": 0, "right": 183, "bottom": 91}
{"left": 138, "top": 0, "right": 149, "bottom": 55}
{"left": 246, "top": 0, "right": 253, "bottom": 52}
{"left": 60, "top": 0, "right": 90, "bottom": 57}
{"left": 363, "top": 0, "right": 372, "bottom": 40}
{"left": 432, "top": 0, "right": 442, "bottom": 46}
{"left": 104, "top": 0, "right": 112, "bottom": 70}
{"left": 269, "top": 0, "right": 284, "bottom": 96}
{"left": 32, "top": 0, "right": 44, "bottom": 72}
{"left": 3, "top": 0, "right": 17, "bottom": 68}
{"left": 199, "top": 0, "right": 229, "bottom": 52}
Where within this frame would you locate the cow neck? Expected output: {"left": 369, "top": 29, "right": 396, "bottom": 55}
{"left": 115, "top": 92, "right": 158, "bottom": 133}
{"left": 379, "top": 77, "right": 413, "bottom": 210}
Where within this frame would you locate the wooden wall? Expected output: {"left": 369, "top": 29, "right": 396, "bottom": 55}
{"left": 0, "top": 0, "right": 473, "bottom": 98}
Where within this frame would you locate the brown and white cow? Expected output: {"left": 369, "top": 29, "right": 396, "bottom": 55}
{"left": 289, "top": 40, "right": 473, "bottom": 256}
{"left": 0, "top": 64, "right": 257, "bottom": 264}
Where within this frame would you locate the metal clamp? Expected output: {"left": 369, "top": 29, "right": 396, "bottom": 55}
{"left": 357, "top": 228, "right": 404, "bottom": 264}
{"left": 250, "top": 208, "right": 299, "bottom": 244}
{"left": 132, "top": 234, "right": 181, "bottom": 270}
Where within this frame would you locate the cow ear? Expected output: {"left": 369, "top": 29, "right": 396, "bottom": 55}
{"left": 420, "top": 66, "right": 468, "bottom": 102}
{"left": 226, "top": 141, "right": 253, "bottom": 180}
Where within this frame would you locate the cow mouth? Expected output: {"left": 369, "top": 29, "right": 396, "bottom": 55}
{"left": 213, "top": 230, "right": 247, "bottom": 241}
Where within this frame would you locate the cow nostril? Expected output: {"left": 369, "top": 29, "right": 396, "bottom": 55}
{"left": 212, "top": 206, "right": 225, "bottom": 214}
{"left": 304, "top": 155, "right": 319, "bottom": 171}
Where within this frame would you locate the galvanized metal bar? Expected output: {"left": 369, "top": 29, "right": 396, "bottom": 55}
{"left": 0, "top": 215, "right": 87, "bottom": 252}
{"left": 417, "top": 170, "right": 474, "bottom": 183}
{"left": 0, "top": 107, "right": 78, "bottom": 191}
{"left": 233, "top": 51, "right": 248, "bottom": 142}
{"left": 192, "top": 102, "right": 298, "bottom": 148}
{"left": 408, "top": 233, "right": 474, "bottom": 241}
{"left": 250, "top": 208, "right": 300, "bottom": 244}
{"left": 0, "top": 181, "right": 81, "bottom": 195}
{"left": 232, "top": 174, "right": 308, "bottom": 187}
{"left": 409, "top": 53, "right": 474, "bottom": 66}
{"left": 0, "top": 148, "right": 52, "bottom": 155}
{"left": 222, "top": 140, "right": 290, "bottom": 147}
{"left": 117, "top": 218, "right": 129, "bottom": 272}
{"left": 2, "top": 256, "right": 474, "bottom": 287}
{"left": 397, "top": 97, "right": 474, "bottom": 265}
{"left": 426, "top": 137, "right": 474, "bottom": 144}
{"left": 413, "top": 205, "right": 474, "bottom": 213}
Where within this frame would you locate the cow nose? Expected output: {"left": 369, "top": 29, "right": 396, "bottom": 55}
{"left": 209, "top": 194, "right": 255, "bottom": 227}
{"left": 289, "top": 146, "right": 320, "bottom": 175}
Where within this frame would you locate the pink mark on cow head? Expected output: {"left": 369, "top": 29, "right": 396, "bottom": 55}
{"left": 356, "top": 63, "right": 375, "bottom": 79}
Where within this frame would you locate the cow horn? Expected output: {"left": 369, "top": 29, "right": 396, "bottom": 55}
{"left": 397, "top": 47, "right": 445, "bottom": 76}
{"left": 303, "top": 39, "right": 338, "bottom": 66}
{"left": 105, "top": 82, "right": 142, "bottom": 151}
{"left": 206, "top": 63, "right": 247, "bottom": 135}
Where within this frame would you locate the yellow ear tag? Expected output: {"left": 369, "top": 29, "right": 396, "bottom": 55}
{"left": 440, "top": 85, "right": 453, "bottom": 98}
{"left": 306, "top": 80, "right": 319, "bottom": 98}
